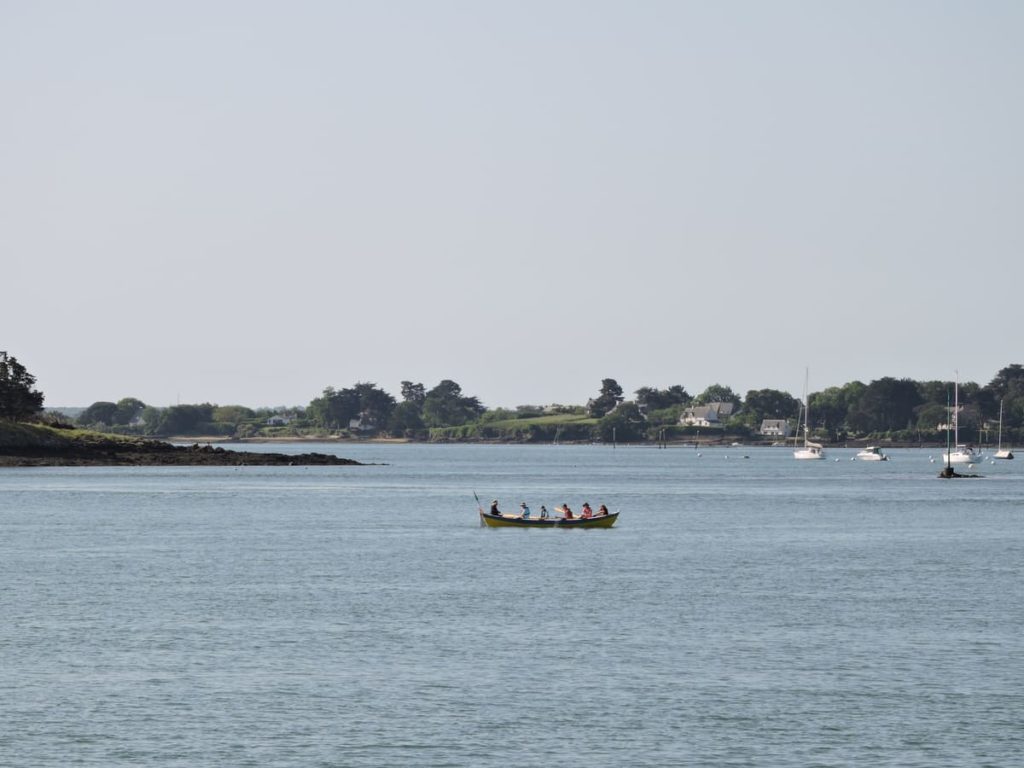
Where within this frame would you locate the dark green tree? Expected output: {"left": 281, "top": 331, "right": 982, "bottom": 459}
{"left": 400, "top": 381, "right": 426, "bottom": 405}
{"left": 0, "top": 352, "right": 45, "bottom": 421}
{"left": 351, "top": 382, "right": 396, "bottom": 429}
{"left": 742, "top": 388, "right": 799, "bottom": 426}
{"left": 115, "top": 398, "right": 146, "bottom": 426}
{"left": 595, "top": 401, "right": 646, "bottom": 442}
{"left": 810, "top": 382, "right": 865, "bottom": 438}
{"left": 635, "top": 385, "right": 690, "bottom": 412}
{"left": 422, "top": 380, "right": 485, "bottom": 427}
{"left": 847, "top": 378, "right": 923, "bottom": 434}
{"left": 146, "top": 404, "right": 216, "bottom": 435}
{"left": 79, "top": 401, "right": 120, "bottom": 427}
{"left": 388, "top": 400, "right": 425, "bottom": 433}
{"left": 307, "top": 386, "right": 362, "bottom": 429}
{"left": 693, "top": 384, "right": 741, "bottom": 409}
{"left": 588, "top": 378, "right": 624, "bottom": 417}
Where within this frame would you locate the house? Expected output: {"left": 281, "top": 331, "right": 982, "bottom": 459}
{"left": 679, "top": 402, "right": 735, "bottom": 427}
{"left": 760, "top": 419, "right": 791, "bottom": 438}
{"left": 266, "top": 414, "right": 293, "bottom": 426}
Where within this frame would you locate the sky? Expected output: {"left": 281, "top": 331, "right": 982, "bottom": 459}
{"left": 3, "top": 1, "right": 1022, "bottom": 409}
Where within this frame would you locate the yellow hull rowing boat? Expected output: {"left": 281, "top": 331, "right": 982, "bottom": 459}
{"left": 479, "top": 509, "right": 618, "bottom": 528}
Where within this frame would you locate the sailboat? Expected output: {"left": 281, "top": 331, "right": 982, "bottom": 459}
{"left": 993, "top": 400, "right": 1015, "bottom": 460}
{"left": 794, "top": 369, "right": 824, "bottom": 460}
{"left": 942, "top": 371, "right": 981, "bottom": 465}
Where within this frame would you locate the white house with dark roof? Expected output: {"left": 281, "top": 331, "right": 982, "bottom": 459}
{"left": 679, "top": 402, "right": 735, "bottom": 427}
{"left": 760, "top": 419, "right": 791, "bottom": 437}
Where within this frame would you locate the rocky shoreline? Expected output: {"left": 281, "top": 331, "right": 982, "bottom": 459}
{"left": 0, "top": 431, "right": 362, "bottom": 467}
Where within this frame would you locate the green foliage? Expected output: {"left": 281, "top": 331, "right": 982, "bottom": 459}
{"left": 694, "top": 384, "right": 741, "bottom": 408}
{"left": 741, "top": 388, "right": 799, "bottom": 428}
{"left": 144, "top": 403, "right": 217, "bottom": 436}
{"left": 213, "top": 405, "right": 255, "bottom": 424}
{"left": 422, "top": 380, "right": 484, "bottom": 427}
{"left": 645, "top": 403, "right": 687, "bottom": 427}
{"left": 810, "top": 382, "right": 865, "bottom": 439}
{"left": 588, "top": 378, "right": 624, "bottom": 417}
{"left": 595, "top": 401, "right": 646, "bottom": 442}
{"left": 307, "top": 382, "right": 396, "bottom": 431}
{"left": 387, "top": 400, "right": 425, "bottom": 434}
{"left": 400, "top": 381, "right": 426, "bottom": 405}
{"left": 635, "top": 385, "right": 690, "bottom": 412}
{"left": 847, "top": 378, "right": 923, "bottom": 434}
{"left": 79, "top": 397, "right": 147, "bottom": 430}
{"left": 0, "top": 352, "right": 45, "bottom": 421}
{"left": 79, "top": 401, "right": 119, "bottom": 427}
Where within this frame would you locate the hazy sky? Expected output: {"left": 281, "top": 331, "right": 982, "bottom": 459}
{"left": 3, "top": 1, "right": 1022, "bottom": 409}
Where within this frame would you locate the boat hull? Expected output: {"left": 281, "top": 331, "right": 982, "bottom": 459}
{"left": 943, "top": 448, "right": 980, "bottom": 465}
{"left": 793, "top": 448, "right": 824, "bottom": 460}
{"left": 856, "top": 447, "right": 888, "bottom": 461}
{"left": 480, "top": 511, "right": 618, "bottom": 528}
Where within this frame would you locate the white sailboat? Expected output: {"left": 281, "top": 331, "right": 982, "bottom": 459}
{"left": 794, "top": 369, "right": 824, "bottom": 460}
{"left": 942, "top": 372, "right": 981, "bottom": 465}
{"left": 993, "top": 400, "right": 1014, "bottom": 460}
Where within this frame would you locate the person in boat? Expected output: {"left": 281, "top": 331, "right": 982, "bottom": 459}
{"left": 490, "top": 500, "right": 501, "bottom": 516}
{"left": 580, "top": 502, "right": 593, "bottom": 519}
{"left": 539, "top": 505, "right": 549, "bottom": 519}
{"left": 598, "top": 504, "right": 609, "bottom": 516}
{"left": 520, "top": 502, "right": 531, "bottom": 519}
{"left": 561, "top": 503, "right": 573, "bottom": 520}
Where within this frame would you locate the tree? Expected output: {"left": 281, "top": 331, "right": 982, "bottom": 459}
{"left": 400, "top": 381, "right": 426, "bottom": 405}
{"left": 588, "top": 378, "right": 624, "bottom": 418}
{"left": 145, "top": 404, "right": 216, "bottom": 435}
{"left": 115, "top": 398, "right": 146, "bottom": 426}
{"left": 635, "top": 385, "right": 690, "bottom": 412}
{"left": 79, "top": 401, "right": 120, "bottom": 427}
{"left": 0, "top": 352, "right": 45, "bottom": 421}
{"left": 847, "top": 378, "right": 922, "bottom": 434}
{"left": 213, "top": 405, "right": 255, "bottom": 425}
{"left": 595, "top": 402, "right": 646, "bottom": 442}
{"left": 694, "top": 384, "right": 741, "bottom": 409}
{"left": 810, "top": 382, "right": 865, "bottom": 439}
{"left": 351, "top": 382, "right": 396, "bottom": 428}
{"left": 985, "top": 364, "right": 1024, "bottom": 400}
{"left": 307, "top": 386, "right": 362, "bottom": 429}
{"left": 422, "top": 380, "right": 485, "bottom": 427}
{"left": 388, "top": 400, "right": 425, "bottom": 433}
{"left": 742, "top": 388, "right": 799, "bottom": 426}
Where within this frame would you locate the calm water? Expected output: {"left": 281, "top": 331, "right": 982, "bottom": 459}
{"left": 2, "top": 444, "right": 1022, "bottom": 767}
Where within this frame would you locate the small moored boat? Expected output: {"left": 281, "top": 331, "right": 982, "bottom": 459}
{"left": 856, "top": 446, "right": 889, "bottom": 461}
{"left": 479, "top": 509, "right": 619, "bottom": 528}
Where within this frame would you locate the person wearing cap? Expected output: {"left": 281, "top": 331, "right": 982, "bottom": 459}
{"left": 581, "top": 502, "right": 593, "bottom": 519}
{"left": 489, "top": 499, "right": 501, "bottom": 517}
{"left": 520, "top": 502, "right": 531, "bottom": 519}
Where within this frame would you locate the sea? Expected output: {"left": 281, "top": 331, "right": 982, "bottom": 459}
{"left": 2, "top": 443, "right": 1022, "bottom": 767}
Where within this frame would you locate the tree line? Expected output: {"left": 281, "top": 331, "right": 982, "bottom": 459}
{"left": 2, "top": 350, "right": 1022, "bottom": 443}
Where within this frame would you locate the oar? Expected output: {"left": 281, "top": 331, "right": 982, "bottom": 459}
{"left": 474, "top": 491, "right": 485, "bottom": 527}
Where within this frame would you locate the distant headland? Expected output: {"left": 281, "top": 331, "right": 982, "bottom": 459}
{"left": 0, "top": 422, "right": 361, "bottom": 467}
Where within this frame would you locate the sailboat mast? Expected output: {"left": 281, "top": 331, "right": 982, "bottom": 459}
{"left": 803, "top": 368, "right": 810, "bottom": 448}
{"left": 946, "top": 389, "right": 952, "bottom": 471}
{"left": 998, "top": 400, "right": 1004, "bottom": 451}
{"left": 954, "top": 370, "right": 960, "bottom": 447}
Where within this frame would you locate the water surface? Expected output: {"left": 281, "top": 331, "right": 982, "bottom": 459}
{"left": 2, "top": 445, "right": 1022, "bottom": 766}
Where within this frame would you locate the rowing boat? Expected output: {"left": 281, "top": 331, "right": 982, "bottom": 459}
{"left": 479, "top": 509, "right": 619, "bottom": 528}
